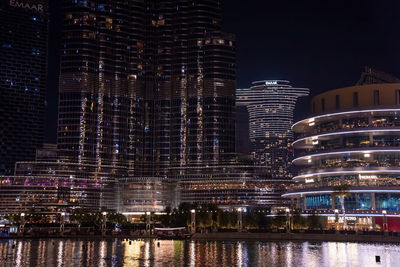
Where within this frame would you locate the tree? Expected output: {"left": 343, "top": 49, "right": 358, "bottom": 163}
{"left": 292, "top": 209, "right": 308, "bottom": 230}
{"left": 307, "top": 210, "right": 322, "bottom": 229}
{"left": 159, "top": 206, "right": 173, "bottom": 227}
{"left": 107, "top": 212, "right": 127, "bottom": 225}
{"left": 272, "top": 211, "right": 286, "bottom": 229}
{"left": 217, "top": 211, "right": 237, "bottom": 229}
{"left": 332, "top": 184, "right": 351, "bottom": 229}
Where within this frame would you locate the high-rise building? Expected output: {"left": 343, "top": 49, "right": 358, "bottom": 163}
{"left": 0, "top": 0, "right": 49, "bottom": 174}
{"left": 236, "top": 80, "right": 309, "bottom": 180}
{"left": 0, "top": 0, "right": 237, "bottom": 214}
{"left": 57, "top": 0, "right": 147, "bottom": 171}
{"left": 56, "top": 0, "right": 236, "bottom": 212}
{"left": 58, "top": 0, "right": 235, "bottom": 169}
{"left": 286, "top": 83, "right": 400, "bottom": 231}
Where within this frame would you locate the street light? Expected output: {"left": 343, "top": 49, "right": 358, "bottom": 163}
{"left": 146, "top": 212, "right": 151, "bottom": 233}
{"left": 382, "top": 210, "right": 388, "bottom": 232}
{"left": 190, "top": 209, "right": 196, "bottom": 234}
{"left": 237, "top": 208, "right": 243, "bottom": 232}
{"left": 101, "top": 212, "right": 107, "bottom": 236}
{"left": 19, "top": 212, "right": 25, "bottom": 236}
{"left": 285, "top": 208, "right": 290, "bottom": 232}
{"left": 334, "top": 209, "right": 339, "bottom": 231}
{"left": 60, "top": 212, "right": 66, "bottom": 234}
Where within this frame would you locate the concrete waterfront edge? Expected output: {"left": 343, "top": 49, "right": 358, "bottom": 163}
{"left": 191, "top": 232, "right": 400, "bottom": 243}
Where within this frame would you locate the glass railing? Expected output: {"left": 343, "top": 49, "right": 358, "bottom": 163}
{"left": 288, "top": 179, "right": 400, "bottom": 192}
{"left": 296, "top": 121, "right": 400, "bottom": 138}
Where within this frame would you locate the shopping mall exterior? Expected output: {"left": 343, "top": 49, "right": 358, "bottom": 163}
{"left": 284, "top": 83, "right": 400, "bottom": 231}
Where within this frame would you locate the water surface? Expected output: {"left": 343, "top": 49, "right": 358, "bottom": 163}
{"left": 0, "top": 238, "right": 399, "bottom": 266}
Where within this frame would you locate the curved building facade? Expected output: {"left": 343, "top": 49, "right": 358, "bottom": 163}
{"left": 285, "top": 83, "right": 400, "bottom": 230}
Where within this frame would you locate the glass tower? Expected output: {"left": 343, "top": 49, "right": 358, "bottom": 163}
{"left": 57, "top": 0, "right": 236, "bottom": 211}
{"left": 0, "top": 0, "right": 49, "bottom": 174}
{"left": 236, "top": 80, "right": 309, "bottom": 179}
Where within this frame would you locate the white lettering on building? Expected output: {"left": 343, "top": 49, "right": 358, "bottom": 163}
{"left": 9, "top": 0, "right": 44, "bottom": 12}
{"left": 359, "top": 174, "right": 378, "bottom": 179}
{"left": 328, "top": 216, "right": 357, "bottom": 221}
{"left": 265, "top": 81, "right": 278, "bottom": 85}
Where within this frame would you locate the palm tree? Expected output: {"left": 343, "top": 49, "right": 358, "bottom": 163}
{"left": 332, "top": 184, "right": 351, "bottom": 229}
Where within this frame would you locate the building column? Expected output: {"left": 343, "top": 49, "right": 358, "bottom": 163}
{"left": 371, "top": 192, "right": 376, "bottom": 210}
{"left": 372, "top": 216, "right": 376, "bottom": 231}
{"left": 371, "top": 192, "right": 376, "bottom": 230}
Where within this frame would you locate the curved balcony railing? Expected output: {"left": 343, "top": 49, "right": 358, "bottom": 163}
{"left": 293, "top": 127, "right": 400, "bottom": 148}
{"left": 295, "top": 164, "right": 400, "bottom": 177}
{"left": 285, "top": 185, "right": 400, "bottom": 194}
{"left": 299, "top": 209, "right": 400, "bottom": 216}
{"left": 292, "top": 107, "right": 400, "bottom": 133}
{"left": 293, "top": 147, "right": 400, "bottom": 165}
{"left": 294, "top": 141, "right": 400, "bottom": 156}
{"left": 296, "top": 121, "right": 400, "bottom": 139}
{"left": 295, "top": 166, "right": 400, "bottom": 179}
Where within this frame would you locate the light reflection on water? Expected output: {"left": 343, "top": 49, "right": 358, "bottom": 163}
{"left": 0, "top": 238, "right": 399, "bottom": 267}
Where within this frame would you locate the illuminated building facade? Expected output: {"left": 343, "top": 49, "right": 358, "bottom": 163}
{"left": 0, "top": 145, "right": 118, "bottom": 214}
{"left": 0, "top": 0, "right": 236, "bottom": 214}
{"left": 56, "top": 0, "right": 235, "bottom": 212}
{"left": 236, "top": 81, "right": 309, "bottom": 179}
{"left": 176, "top": 163, "right": 288, "bottom": 208}
{"left": 0, "top": 0, "right": 48, "bottom": 174}
{"left": 286, "top": 83, "right": 400, "bottom": 231}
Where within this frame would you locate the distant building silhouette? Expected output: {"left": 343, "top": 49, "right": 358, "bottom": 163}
{"left": 356, "top": 66, "right": 400, "bottom": 85}
{"left": 0, "top": 1, "right": 49, "bottom": 174}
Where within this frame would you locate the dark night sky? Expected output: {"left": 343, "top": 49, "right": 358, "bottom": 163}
{"left": 44, "top": 0, "right": 400, "bottom": 143}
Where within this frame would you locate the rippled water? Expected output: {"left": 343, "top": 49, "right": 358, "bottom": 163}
{"left": 0, "top": 238, "right": 399, "bottom": 267}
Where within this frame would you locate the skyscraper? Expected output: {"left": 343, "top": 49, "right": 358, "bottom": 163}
{"left": 0, "top": 0, "right": 49, "bottom": 174}
{"left": 58, "top": 0, "right": 146, "bottom": 171}
{"left": 236, "top": 80, "right": 309, "bottom": 180}
{"left": 57, "top": 0, "right": 236, "bottom": 211}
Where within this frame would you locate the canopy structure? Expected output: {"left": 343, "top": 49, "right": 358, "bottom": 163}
{"left": 154, "top": 227, "right": 186, "bottom": 231}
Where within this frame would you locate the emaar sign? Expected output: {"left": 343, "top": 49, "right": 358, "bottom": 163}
{"left": 9, "top": 0, "right": 44, "bottom": 12}
{"left": 265, "top": 81, "right": 278, "bottom": 85}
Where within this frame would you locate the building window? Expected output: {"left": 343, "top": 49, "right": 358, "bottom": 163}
{"left": 353, "top": 92, "right": 358, "bottom": 107}
{"left": 374, "top": 90, "right": 380, "bottom": 105}
{"left": 321, "top": 98, "right": 325, "bottom": 112}
{"left": 335, "top": 95, "right": 340, "bottom": 109}
{"left": 396, "top": 90, "right": 400, "bottom": 105}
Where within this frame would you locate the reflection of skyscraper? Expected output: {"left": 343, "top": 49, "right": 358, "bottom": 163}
{"left": 0, "top": 0, "right": 49, "bottom": 174}
{"left": 236, "top": 80, "right": 309, "bottom": 179}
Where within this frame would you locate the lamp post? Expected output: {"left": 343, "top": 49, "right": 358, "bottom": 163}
{"left": 19, "top": 212, "right": 25, "bottom": 236}
{"left": 237, "top": 208, "right": 243, "bottom": 232}
{"left": 285, "top": 208, "right": 291, "bottom": 232}
{"left": 146, "top": 211, "right": 151, "bottom": 234}
{"left": 60, "top": 212, "right": 65, "bottom": 235}
{"left": 382, "top": 210, "right": 388, "bottom": 232}
{"left": 101, "top": 211, "right": 107, "bottom": 236}
{"left": 334, "top": 209, "right": 339, "bottom": 231}
{"left": 190, "top": 209, "right": 196, "bottom": 234}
